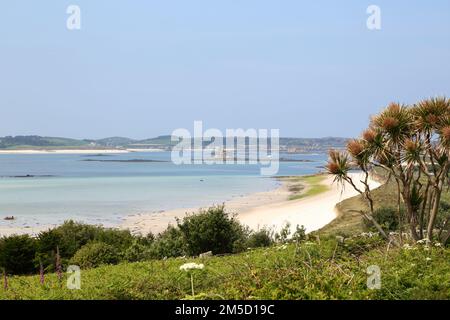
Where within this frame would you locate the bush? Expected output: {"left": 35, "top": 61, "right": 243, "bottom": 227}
{"left": 35, "top": 229, "right": 64, "bottom": 272}
{"left": 437, "top": 201, "right": 450, "bottom": 229}
{"left": 123, "top": 240, "right": 152, "bottom": 262}
{"left": 364, "top": 207, "right": 400, "bottom": 232}
{"left": 0, "top": 235, "right": 37, "bottom": 274}
{"left": 44, "top": 221, "right": 99, "bottom": 259}
{"left": 246, "top": 229, "right": 273, "bottom": 248}
{"left": 292, "top": 225, "right": 307, "bottom": 243}
{"left": 70, "top": 242, "right": 120, "bottom": 269}
{"left": 177, "top": 205, "right": 247, "bottom": 256}
{"left": 148, "top": 226, "right": 186, "bottom": 259}
{"left": 94, "top": 228, "right": 135, "bottom": 250}
{"left": 39, "top": 221, "right": 136, "bottom": 259}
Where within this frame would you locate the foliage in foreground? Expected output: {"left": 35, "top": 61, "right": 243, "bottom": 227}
{"left": 0, "top": 206, "right": 278, "bottom": 275}
{"left": 1, "top": 235, "right": 448, "bottom": 300}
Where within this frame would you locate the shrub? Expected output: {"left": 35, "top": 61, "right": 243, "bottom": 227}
{"left": 177, "top": 205, "right": 247, "bottom": 256}
{"left": 437, "top": 201, "right": 450, "bottom": 230}
{"left": 364, "top": 207, "right": 400, "bottom": 232}
{"left": 274, "top": 223, "right": 291, "bottom": 243}
{"left": 70, "top": 242, "right": 120, "bottom": 269}
{"left": 47, "top": 221, "right": 100, "bottom": 258}
{"left": 123, "top": 240, "right": 152, "bottom": 262}
{"left": 149, "top": 226, "right": 186, "bottom": 259}
{"left": 94, "top": 228, "right": 135, "bottom": 251}
{"left": 246, "top": 229, "right": 273, "bottom": 248}
{"left": 0, "top": 235, "right": 37, "bottom": 274}
{"left": 292, "top": 225, "right": 307, "bottom": 243}
{"left": 37, "top": 221, "right": 136, "bottom": 260}
{"left": 35, "top": 229, "right": 64, "bottom": 271}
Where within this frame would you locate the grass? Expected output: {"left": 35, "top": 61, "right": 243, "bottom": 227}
{"left": 317, "top": 170, "right": 450, "bottom": 237}
{"left": 286, "top": 175, "right": 330, "bottom": 201}
{"left": 316, "top": 177, "right": 398, "bottom": 237}
{"left": 1, "top": 237, "right": 448, "bottom": 300}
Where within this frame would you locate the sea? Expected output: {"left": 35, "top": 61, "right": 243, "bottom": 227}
{"left": 0, "top": 151, "right": 327, "bottom": 228}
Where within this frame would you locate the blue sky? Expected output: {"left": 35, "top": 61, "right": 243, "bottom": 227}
{"left": 0, "top": 1, "right": 449, "bottom": 139}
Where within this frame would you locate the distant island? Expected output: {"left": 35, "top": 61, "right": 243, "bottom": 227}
{"left": 0, "top": 135, "right": 348, "bottom": 153}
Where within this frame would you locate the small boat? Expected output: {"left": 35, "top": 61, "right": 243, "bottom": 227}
{"left": 4, "top": 216, "right": 15, "bottom": 221}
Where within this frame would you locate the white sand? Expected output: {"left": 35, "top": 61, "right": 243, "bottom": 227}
{"left": 0, "top": 225, "right": 58, "bottom": 237}
{"left": 121, "top": 172, "right": 381, "bottom": 236}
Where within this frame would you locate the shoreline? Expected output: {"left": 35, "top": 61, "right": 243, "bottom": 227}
{"left": 0, "top": 148, "right": 168, "bottom": 154}
{"left": 0, "top": 149, "right": 130, "bottom": 154}
{"left": 121, "top": 172, "right": 381, "bottom": 236}
{"left": 0, "top": 173, "right": 381, "bottom": 237}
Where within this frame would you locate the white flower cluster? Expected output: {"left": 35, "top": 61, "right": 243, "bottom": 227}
{"left": 179, "top": 263, "right": 205, "bottom": 272}
{"left": 360, "top": 232, "right": 377, "bottom": 238}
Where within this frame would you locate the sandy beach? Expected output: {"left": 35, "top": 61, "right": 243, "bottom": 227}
{"left": 121, "top": 172, "right": 381, "bottom": 236}
{"left": 0, "top": 173, "right": 381, "bottom": 237}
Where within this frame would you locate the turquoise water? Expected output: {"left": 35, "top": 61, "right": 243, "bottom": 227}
{"left": 0, "top": 152, "right": 326, "bottom": 228}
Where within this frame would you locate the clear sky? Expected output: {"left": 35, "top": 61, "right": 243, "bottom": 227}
{"left": 1, "top": 0, "right": 449, "bottom": 139}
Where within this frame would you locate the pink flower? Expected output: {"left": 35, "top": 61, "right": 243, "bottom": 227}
{"left": 56, "top": 246, "right": 63, "bottom": 281}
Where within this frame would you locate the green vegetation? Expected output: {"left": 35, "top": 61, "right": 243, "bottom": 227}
{"left": 0, "top": 135, "right": 348, "bottom": 151}
{"left": 287, "top": 175, "right": 329, "bottom": 200}
{"left": 1, "top": 181, "right": 449, "bottom": 300}
{"left": 327, "top": 97, "right": 450, "bottom": 244}
{"left": 1, "top": 235, "right": 448, "bottom": 300}
{"left": 3, "top": 98, "right": 450, "bottom": 299}
{"left": 318, "top": 177, "right": 399, "bottom": 237}
{"left": 70, "top": 242, "right": 121, "bottom": 269}
{"left": 0, "top": 206, "right": 274, "bottom": 276}
{"left": 0, "top": 136, "right": 90, "bottom": 149}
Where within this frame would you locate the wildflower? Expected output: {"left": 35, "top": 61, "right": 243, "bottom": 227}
{"left": 179, "top": 263, "right": 204, "bottom": 271}
{"left": 426, "top": 257, "right": 432, "bottom": 261}
{"left": 179, "top": 262, "right": 205, "bottom": 297}
{"left": 56, "top": 246, "right": 63, "bottom": 281}
{"left": 417, "top": 239, "right": 427, "bottom": 244}
{"left": 403, "top": 244, "right": 412, "bottom": 250}
{"left": 434, "top": 242, "right": 442, "bottom": 247}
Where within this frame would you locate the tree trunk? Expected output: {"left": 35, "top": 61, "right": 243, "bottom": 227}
{"left": 426, "top": 185, "right": 442, "bottom": 243}
{"left": 396, "top": 179, "right": 403, "bottom": 244}
{"left": 402, "top": 189, "right": 420, "bottom": 241}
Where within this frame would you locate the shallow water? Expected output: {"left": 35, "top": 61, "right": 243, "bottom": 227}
{"left": 0, "top": 152, "right": 326, "bottom": 227}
